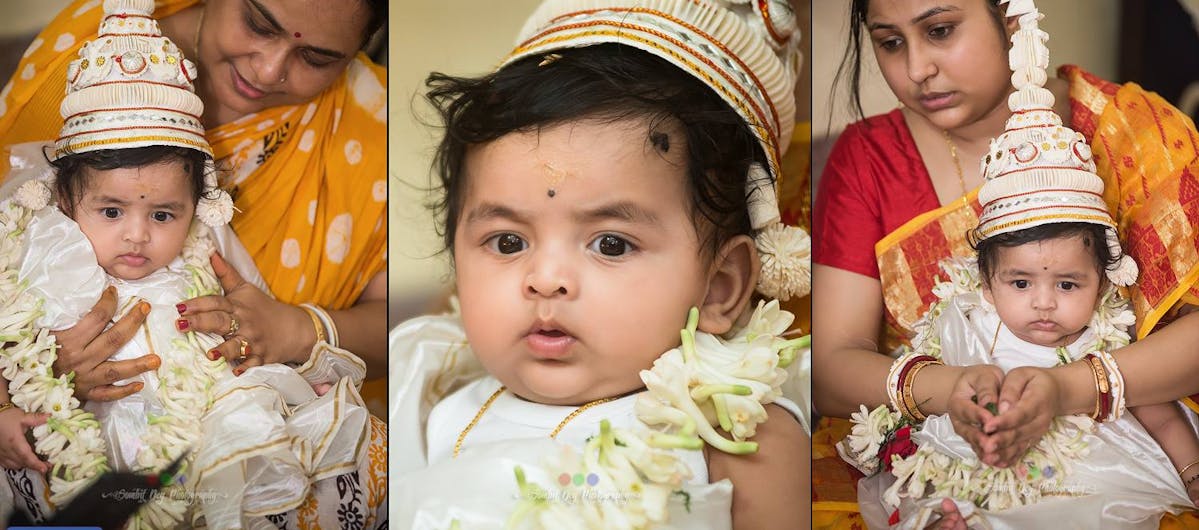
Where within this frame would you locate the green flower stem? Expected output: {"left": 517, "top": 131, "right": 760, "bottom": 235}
{"left": 647, "top": 432, "right": 704, "bottom": 450}
{"left": 679, "top": 307, "right": 700, "bottom": 364}
{"left": 690, "top": 384, "right": 752, "bottom": 402}
{"left": 712, "top": 394, "right": 733, "bottom": 432}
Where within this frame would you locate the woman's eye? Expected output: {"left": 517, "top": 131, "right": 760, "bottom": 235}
{"left": 928, "top": 24, "right": 954, "bottom": 39}
{"left": 301, "top": 51, "right": 337, "bottom": 68}
{"left": 1012, "top": 279, "right": 1029, "bottom": 289}
{"left": 245, "top": 15, "right": 273, "bottom": 36}
{"left": 877, "top": 37, "right": 902, "bottom": 51}
{"left": 152, "top": 211, "right": 174, "bottom": 222}
{"left": 489, "top": 233, "right": 526, "bottom": 255}
{"left": 101, "top": 207, "right": 121, "bottom": 219}
{"left": 590, "top": 235, "right": 633, "bottom": 257}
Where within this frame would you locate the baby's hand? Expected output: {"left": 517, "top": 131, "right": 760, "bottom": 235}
{"left": 925, "top": 498, "right": 968, "bottom": 530}
{"left": 0, "top": 405, "right": 49, "bottom": 473}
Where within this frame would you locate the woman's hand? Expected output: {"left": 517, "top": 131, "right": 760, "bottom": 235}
{"left": 176, "top": 253, "right": 315, "bottom": 372}
{"left": 0, "top": 406, "right": 49, "bottom": 473}
{"left": 51, "top": 286, "right": 159, "bottom": 401}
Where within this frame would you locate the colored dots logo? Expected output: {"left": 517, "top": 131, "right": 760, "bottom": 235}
{"left": 557, "top": 472, "right": 600, "bottom": 487}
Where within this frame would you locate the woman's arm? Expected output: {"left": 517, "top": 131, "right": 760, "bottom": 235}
{"left": 812, "top": 265, "right": 976, "bottom": 418}
{"left": 325, "top": 271, "right": 387, "bottom": 378}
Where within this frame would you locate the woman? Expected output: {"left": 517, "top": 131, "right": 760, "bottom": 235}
{"left": 0, "top": 0, "right": 387, "bottom": 527}
{"left": 812, "top": 0, "right": 1199, "bottom": 527}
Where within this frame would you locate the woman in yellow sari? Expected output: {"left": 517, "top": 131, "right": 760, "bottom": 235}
{"left": 0, "top": 0, "right": 387, "bottom": 527}
{"left": 812, "top": 0, "right": 1199, "bottom": 528}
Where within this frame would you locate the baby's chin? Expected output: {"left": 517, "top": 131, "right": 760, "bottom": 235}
{"left": 504, "top": 369, "right": 642, "bottom": 406}
{"left": 103, "top": 264, "right": 154, "bottom": 281}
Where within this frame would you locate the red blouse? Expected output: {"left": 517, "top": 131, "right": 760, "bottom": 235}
{"left": 812, "top": 109, "right": 943, "bottom": 279}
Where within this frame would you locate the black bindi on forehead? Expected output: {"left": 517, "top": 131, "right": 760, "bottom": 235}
{"left": 140, "top": 194, "right": 146, "bottom": 199}
{"left": 650, "top": 131, "right": 670, "bottom": 152}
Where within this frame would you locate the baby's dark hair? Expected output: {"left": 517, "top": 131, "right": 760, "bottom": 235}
{"left": 971, "top": 222, "right": 1121, "bottom": 286}
{"left": 425, "top": 44, "right": 765, "bottom": 259}
{"left": 51, "top": 145, "right": 210, "bottom": 217}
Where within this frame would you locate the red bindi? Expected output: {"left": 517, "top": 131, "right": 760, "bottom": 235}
{"left": 293, "top": 32, "right": 302, "bottom": 38}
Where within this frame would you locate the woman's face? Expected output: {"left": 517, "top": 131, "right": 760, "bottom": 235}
{"left": 196, "top": 0, "right": 370, "bottom": 120}
{"left": 865, "top": 0, "right": 1014, "bottom": 131}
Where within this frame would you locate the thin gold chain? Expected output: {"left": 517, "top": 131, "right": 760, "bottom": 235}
{"left": 453, "top": 386, "right": 618, "bottom": 458}
{"left": 193, "top": 6, "right": 205, "bottom": 60}
{"left": 941, "top": 129, "right": 969, "bottom": 205}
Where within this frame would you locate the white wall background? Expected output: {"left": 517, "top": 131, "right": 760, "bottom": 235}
{"left": 387, "top": 1, "right": 542, "bottom": 325}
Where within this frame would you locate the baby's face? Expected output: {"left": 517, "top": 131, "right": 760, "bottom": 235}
{"left": 71, "top": 160, "right": 195, "bottom": 281}
{"left": 453, "top": 117, "right": 710, "bottom": 405}
{"left": 982, "top": 235, "right": 1103, "bottom": 348}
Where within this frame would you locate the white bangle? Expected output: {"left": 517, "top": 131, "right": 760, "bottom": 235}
{"left": 299, "top": 303, "right": 339, "bottom": 348}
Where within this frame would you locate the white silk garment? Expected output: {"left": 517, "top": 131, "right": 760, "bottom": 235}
{"left": 389, "top": 314, "right": 805, "bottom": 530}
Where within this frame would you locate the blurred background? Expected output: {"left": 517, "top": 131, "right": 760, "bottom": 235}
{"left": 387, "top": 0, "right": 543, "bottom": 328}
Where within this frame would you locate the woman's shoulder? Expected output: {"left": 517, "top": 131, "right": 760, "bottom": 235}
{"left": 837, "top": 108, "right": 908, "bottom": 143}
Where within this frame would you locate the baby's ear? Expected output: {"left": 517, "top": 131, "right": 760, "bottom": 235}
{"left": 697, "top": 235, "right": 758, "bottom": 335}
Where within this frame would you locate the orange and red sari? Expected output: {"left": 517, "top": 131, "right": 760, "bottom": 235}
{"left": 812, "top": 66, "right": 1199, "bottom": 529}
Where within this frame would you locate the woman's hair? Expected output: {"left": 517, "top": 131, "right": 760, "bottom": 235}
{"left": 832, "top": 0, "right": 1007, "bottom": 123}
{"left": 425, "top": 44, "right": 764, "bottom": 259}
{"left": 52, "top": 145, "right": 211, "bottom": 217}
{"left": 971, "top": 222, "right": 1121, "bottom": 286}
{"left": 360, "top": 0, "right": 386, "bottom": 44}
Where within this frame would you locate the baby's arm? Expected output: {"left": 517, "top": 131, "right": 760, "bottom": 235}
{"left": 706, "top": 403, "right": 808, "bottom": 530}
{"left": 1132, "top": 402, "right": 1199, "bottom": 505}
{"left": 0, "top": 378, "right": 49, "bottom": 473}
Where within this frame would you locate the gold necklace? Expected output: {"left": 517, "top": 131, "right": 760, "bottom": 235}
{"left": 453, "top": 386, "right": 617, "bottom": 458}
{"left": 941, "top": 129, "right": 970, "bottom": 206}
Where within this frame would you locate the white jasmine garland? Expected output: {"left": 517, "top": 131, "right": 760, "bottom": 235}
{"left": 0, "top": 194, "right": 227, "bottom": 528}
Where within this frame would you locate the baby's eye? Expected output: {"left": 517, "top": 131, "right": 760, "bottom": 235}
{"left": 101, "top": 207, "right": 121, "bottom": 219}
{"left": 1012, "top": 279, "right": 1029, "bottom": 289}
{"left": 1058, "top": 281, "right": 1077, "bottom": 291}
{"left": 589, "top": 234, "right": 634, "bottom": 257}
{"left": 487, "top": 233, "right": 527, "bottom": 255}
{"left": 152, "top": 211, "right": 175, "bottom": 222}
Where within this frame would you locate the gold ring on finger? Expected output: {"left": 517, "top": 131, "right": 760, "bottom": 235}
{"left": 237, "top": 337, "right": 249, "bottom": 361}
{"left": 227, "top": 314, "right": 240, "bottom": 337}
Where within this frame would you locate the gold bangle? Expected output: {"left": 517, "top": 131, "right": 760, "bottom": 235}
{"left": 0, "top": 402, "right": 15, "bottom": 414}
{"left": 1181, "top": 459, "right": 1199, "bottom": 480}
{"left": 299, "top": 305, "right": 327, "bottom": 345}
{"left": 902, "top": 360, "right": 940, "bottom": 422}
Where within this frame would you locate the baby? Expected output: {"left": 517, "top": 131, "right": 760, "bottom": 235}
{"left": 392, "top": 1, "right": 811, "bottom": 528}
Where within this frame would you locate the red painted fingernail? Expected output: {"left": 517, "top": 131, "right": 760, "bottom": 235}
{"left": 176, "top": 304, "right": 187, "bottom": 314}
{"left": 208, "top": 350, "right": 219, "bottom": 361}
{"left": 233, "top": 367, "right": 244, "bottom": 376}
{"left": 176, "top": 319, "right": 189, "bottom": 331}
